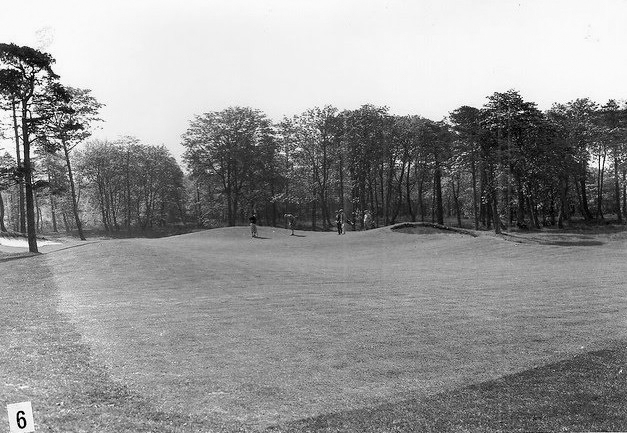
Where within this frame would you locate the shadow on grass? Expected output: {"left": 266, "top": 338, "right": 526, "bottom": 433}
{"left": 0, "top": 252, "right": 39, "bottom": 262}
{"left": 391, "top": 222, "right": 478, "bottom": 237}
{"left": 268, "top": 343, "right": 627, "bottom": 432}
{"left": 502, "top": 233, "right": 606, "bottom": 247}
{"left": 549, "top": 240, "right": 604, "bottom": 247}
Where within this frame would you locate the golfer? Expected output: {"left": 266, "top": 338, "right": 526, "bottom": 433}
{"left": 336, "top": 209, "right": 345, "bottom": 235}
{"left": 284, "top": 213, "right": 296, "bottom": 235}
{"left": 363, "top": 210, "right": 372, "bottom": 230}
{"left": 249, "top": 213, "right": 258, "bottom": 238}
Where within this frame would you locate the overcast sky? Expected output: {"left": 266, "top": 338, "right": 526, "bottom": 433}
{"left": 1, "top": 0, "right": 627, "bottom": 162}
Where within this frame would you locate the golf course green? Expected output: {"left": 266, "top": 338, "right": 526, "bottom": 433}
{"left": 2, "top": 225, "right": 627, "bottom": 432}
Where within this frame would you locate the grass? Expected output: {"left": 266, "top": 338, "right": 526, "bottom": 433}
{"left": 269, "top": 343, "right": 627, "bottom": 432}
{"left": 0, "top": 255, "right": 246, "bottom": 432}
{"left": 2, "top": 224, "right": 627, "bottom": 431}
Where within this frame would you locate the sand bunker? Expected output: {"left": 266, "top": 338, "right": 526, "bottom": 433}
{"left": 0, "top": 237, "right": 61, "bottom": 248}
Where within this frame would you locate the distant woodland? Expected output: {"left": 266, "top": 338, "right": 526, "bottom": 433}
{"left": 2, "top": 44, "right": 626, "bottom": 251}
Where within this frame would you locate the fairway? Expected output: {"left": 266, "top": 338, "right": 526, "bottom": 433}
{"left": 3, "top": 226, "right": 627, "bottom": 431}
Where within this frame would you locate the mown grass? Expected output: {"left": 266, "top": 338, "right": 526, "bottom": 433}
{"left": 0, "top": 257, "right": 245, "bottom": 432}
{"left": 268, "top": 342, "right": 627, "bottom": 432}
{"left": 3, "top": 225, "right": 627, "bottom": 431}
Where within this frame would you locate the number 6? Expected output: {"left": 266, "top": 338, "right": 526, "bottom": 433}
{"left": 7, "top": 401, "right": 34, "bottom": 433}
{"left": 16, "top": 411, "right": 27, "bottom": 429}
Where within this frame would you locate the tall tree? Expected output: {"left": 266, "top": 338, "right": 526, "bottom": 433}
{"left": 551, "top": 99, "right": 597, "bottom": 221}
{"left": 36, "top": 84, "right": 103, "bottom": 240}
{"left": 291, "top": 106, "right": 339, "bottom": 230}
{"left": 0, "top": 43, "right": 58, "bottom": 252}
{"left": 449, "top": 106, "right": 482, "bottom": 230}
{"left": 481, "top": 90, "right": 546, "bottom": 230}
{"left": 182, "top": 107, "right": 274, "bottom": 226}
{"left": 598, "top": 99, "right": 625, "bottom": 223}
{"left": 0, "top": 68, "right": 25, "bottom": 232}
{"left": 0, "top": 151, "right": 17, "bottom": 232}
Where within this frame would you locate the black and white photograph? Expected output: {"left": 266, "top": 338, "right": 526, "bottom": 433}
{"left": 2, "top": 0, "right": 627, "bottom": 431}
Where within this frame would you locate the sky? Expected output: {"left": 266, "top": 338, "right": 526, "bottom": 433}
{"left": 1, "top": 0, "right": 627, "bottom": 163}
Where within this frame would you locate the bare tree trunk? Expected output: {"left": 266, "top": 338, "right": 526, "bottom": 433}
{"left": 418, "top": 174, "right": 425, "bottom": 222}
{"left": 12, "top": 189, "right": 19, "bottom": 231}
{"left": 0, "top": 192, "right": 6, "bottom": 232}
{"left": 371, "top": 179, "right": 378, "bottom": 227}
{"left": 62, "top": 212, "right": 71, "bottom": 233}
{"left": 596, "top": 152, "right": 606, "bottom": 219}
{"left": 452, "top": 174, "right": 462, "bottom": 228}
{"left": 622, "top": 168, "right": 627, "bottom": 217}
{"left": 528, "top": 194, "right": 541, "bottom": 229}
{"left": 557, "top": 176, "right": 568, "bottom": 229}
{"left": 490, "top": 166, "right": 501, "bottom": 234}
{"left": 34, "top": 190, "right": 42, "bottom": 233}
{"left": 98, "top": 180, "right": 110, "bottom": 232}
{"left": 126, "top": 152, "right": 133, "bottom": 232}
{"left": 515, "top": 177, "right": 526, "bottom": 229}
{"left": 614, "top": 154, "right": 622, "bottom": 223}
{"left": 579, "top": 170, "right": 593, "bottom": 221}
{"left": 12, "top": 98, "right": 26, "bottom": 234}
{"left": 434, "top": 163, "right": 444, "bottom": 225}
{"left": 338, "top": 149, "right": 345, "bottom": 210}
{"left": 406, "top": 160, "right": 415, "bottom": 222}
{"left": 110, "top": 190, "right": 119, "bottom": 230}
{"left": 471, "top": 157, "right": 479, "bottom": 230}
{"left": 196, "top": 180, "right": 203, "bottom": 228}
{"left": 21, "top": 103, "right": 38, "bottom": 253}
{"left": 62, "top": 140, "right": 86, "bottom": 240}
{"left": 311, "top": 198, "right": 317, "bottom": 231}
{"left": 48, "top": 168, "right": 58, "bottom": 232}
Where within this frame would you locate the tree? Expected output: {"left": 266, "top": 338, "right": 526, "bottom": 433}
{"left": 291, "top": 106, "right": 339, "bottom": 230}
{"left": 0, "top": 43, "right": 58, "bottom": 252}
{"left": 36, "top": 84, "right": 103, "bottom": 240}
{"left": 0, "top": 68, "right": 25, "bottom": 232}
{"left": 419, "top": 119, "right": 452, "bottom": 225}
{"left": 598, "top": 99, "right": 626, "bottom": 223}
{"left": 449, "top": 106, "right": 482, "bottom": 230}
{"left": 182, "top": 107, "right": 274, "bottom": 226}
{"left": 481, "top": 90, "right": 544, "bottom": 229}
{"left": 549, "top": 99, "right": 597, "bottom": 221}
{"left": 78, "top": 139, "right": 186, "bottom": 231}
{"left": 341, "top": 105, "right": 389, "bottom": 227}
{"left": 0, "top": 151, "right": 17, "bottom": 232}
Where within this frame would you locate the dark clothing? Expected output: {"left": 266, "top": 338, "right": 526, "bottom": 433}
{"left": 336, "top": 211, "right": 345, "bottom": 235}
{"left": 249, "top": 215, "right": 257, "bottom": 225}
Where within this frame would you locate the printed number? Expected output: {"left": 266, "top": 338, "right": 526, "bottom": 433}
{"left": 16, "top": 411, "right": 27, "bottom": 429}
{"left": 7, "top": 401, "right": 34, "bottom": 433}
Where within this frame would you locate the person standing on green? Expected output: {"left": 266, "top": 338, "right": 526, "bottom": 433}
{"left": 284, "top": 213, "right": 296, "bottom": 235}
{"left": 249, "top": 213, "right": 258, "bottom": 238}
{"left": 335, "top": 209, "right": 345, "bottom": 235}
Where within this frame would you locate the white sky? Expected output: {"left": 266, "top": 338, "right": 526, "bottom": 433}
{"left": 1, "top": 0, "right": 627, "bottom": 162}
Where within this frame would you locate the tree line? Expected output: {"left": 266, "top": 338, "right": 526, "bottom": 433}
{"left": 2, "top": 44, "right": 627, "bottom": 250}
{"left": 0, "top": 43, "right": 187, "bottom": 252}
{"left": 183, "top": 93, "right": 627, "bottom": 234}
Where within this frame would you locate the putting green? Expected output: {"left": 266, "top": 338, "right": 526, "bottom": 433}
{"left": 28, "top": 226, "right": 627, "bottom": 430}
